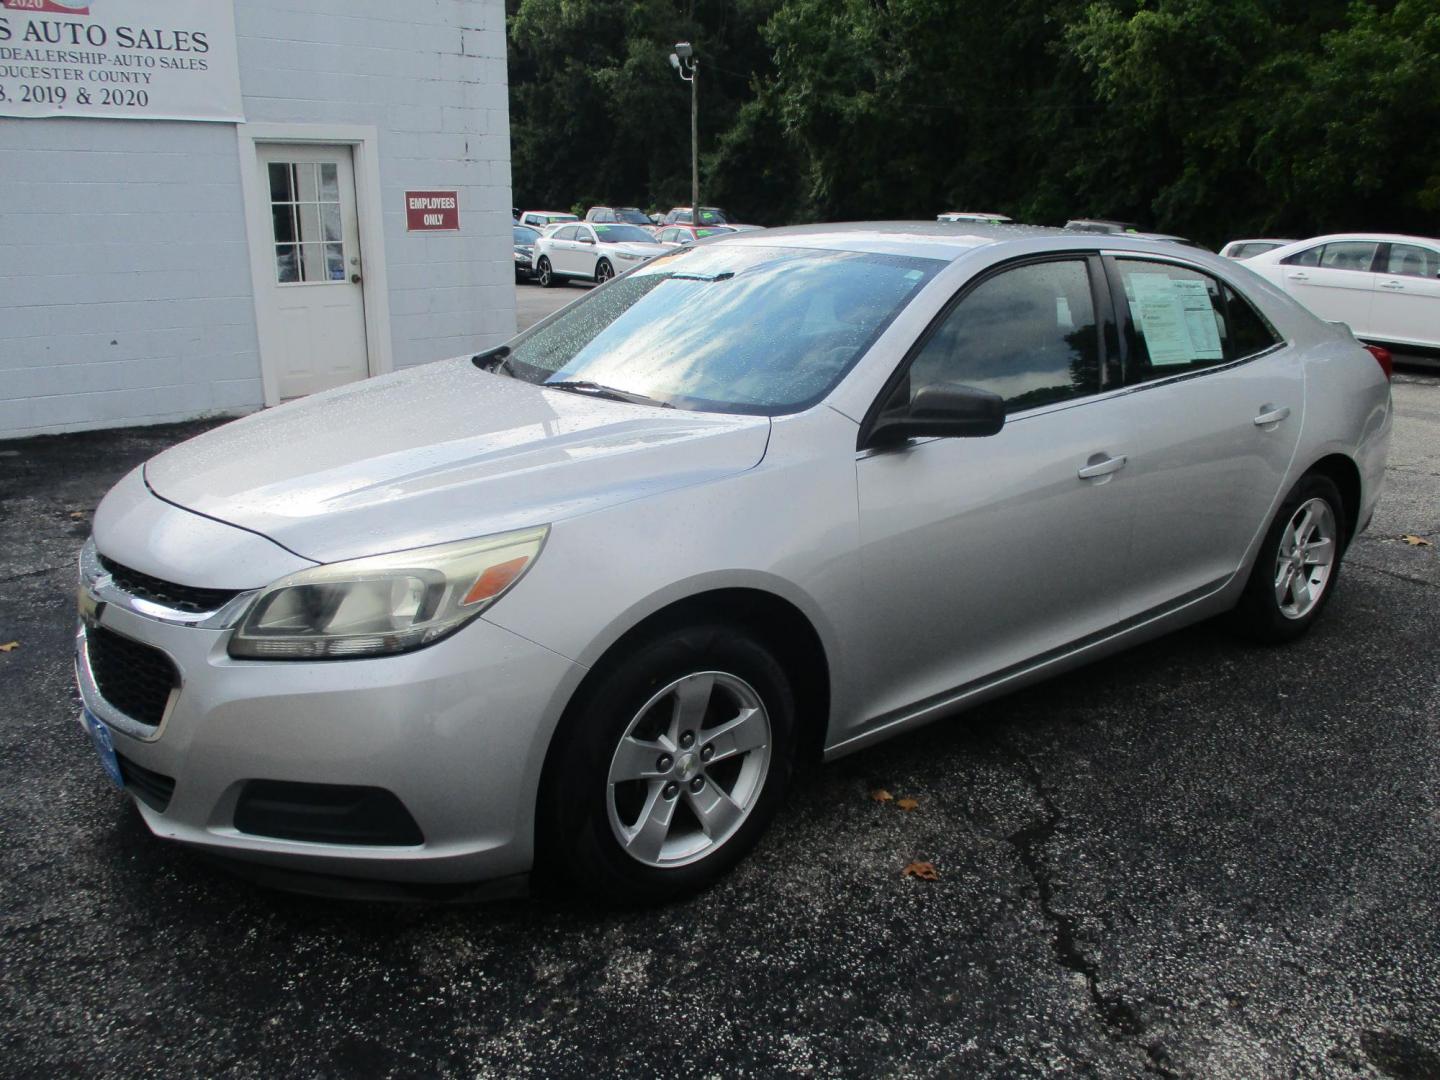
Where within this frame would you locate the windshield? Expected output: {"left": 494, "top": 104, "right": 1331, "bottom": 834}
{"left": 593, "top": 224, "right": 655, "bottom": 244}
{"left": 616, "top": 208, "right": 651, "bottom": 225}
{"left": 502, "top": 244, "right": 941, "bottom": 415}
{"left": 513, "top": 226, "right": 540, "bottom": 244}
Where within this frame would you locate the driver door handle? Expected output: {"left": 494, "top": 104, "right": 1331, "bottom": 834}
{"left": 1253, "top": 406, "right": 1291, "bottom": 426}
{"left": 1077, "top": 454, "right": 1127, "bottom": 480}
{"left": 1287, "top": 272, "right": 1310, "bottom": 281}
{"left": 1379, "top": 280, "right": 1405, "bottom": 290}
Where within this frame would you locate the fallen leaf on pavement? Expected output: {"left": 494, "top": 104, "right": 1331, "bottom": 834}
{"left": 1400, "top": 534, "right": 1433, "bottom": 547}
{"left": 69, "top": 511, "right": 87, "bottom": 520}
{"left": 896, "top": 797, "right": 920, "bottom": 812}
{"left": 869, "top": 788, "right": 894, "bottom": 803}
{"left": 902, "top": 860, "right": 939, "bottom": 881}
{"left": 0, "top": 641, "right": 18, "bottom": 653}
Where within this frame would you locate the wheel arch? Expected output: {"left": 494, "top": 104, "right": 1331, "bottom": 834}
{"left": 1302, "top": 452, "right": 1362, "bottom": 546}
{"left": 545, "top": 586, "right": 833, "bottom": 776}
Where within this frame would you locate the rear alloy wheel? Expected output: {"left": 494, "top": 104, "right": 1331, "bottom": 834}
{"left": 1231, "top": 473, "right": 1347, "bottom": 643}
{"left": 537, "top": 256, "right": 555, "bottom": 288}
{"left": 538, "top": 624, "right": 797, "bottom": 904}
{"left": 595, "top": 258, "right": 614, "bottom": 285}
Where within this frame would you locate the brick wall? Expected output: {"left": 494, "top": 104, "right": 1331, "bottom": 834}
{"left": 0, "top": 0, "right": 514, "bottom": 438}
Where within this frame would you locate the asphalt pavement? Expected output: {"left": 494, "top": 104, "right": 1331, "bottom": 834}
{"left": 0, "top": 362, "right": 1436, "bottom": 1079}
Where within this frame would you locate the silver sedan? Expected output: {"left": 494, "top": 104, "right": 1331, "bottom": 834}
{"left": 76, "top": 223, "right": 1392, "bottom": 903}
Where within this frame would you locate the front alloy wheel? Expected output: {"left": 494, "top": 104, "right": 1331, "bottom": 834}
{"left": 537, "top": 256, "right": 555, "bottom": 288}
{"left": 606, "top": 671, "right": 771, "bottom": 867}
{"left": 538, "top": 624, "right": 797, "bottom": 904}
{"left": 595, "top": 259, "right": 614, "bottom": 284}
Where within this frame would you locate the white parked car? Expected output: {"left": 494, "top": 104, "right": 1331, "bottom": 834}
{"left": 937, "top": 212, "right": 1013, "bottom": 224}
{"left": 1246, "top": 233, "right": 1440, "bottom": 351}
{"left": 534, "top": 222, "right": 668, "bottom": 286}
{"left": 519, "top": 210, "right": 579, "bottom": 229}
{"left": 1220, "top": 238, "right": 1294, "bottom": 260}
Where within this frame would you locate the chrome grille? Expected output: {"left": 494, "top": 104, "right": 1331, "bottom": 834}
{"left": 97, "top": 554, "right": 240, "bottom": 614}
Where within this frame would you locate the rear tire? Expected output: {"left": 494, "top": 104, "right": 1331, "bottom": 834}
{"left": 537, "top": 257, "right": 555, "bottom": 288}
{"left": 537, "top": 624, "right": 797, "bottom": 905}
{"left": 1230, "top": 473, "right": 1347, "bottom": 643}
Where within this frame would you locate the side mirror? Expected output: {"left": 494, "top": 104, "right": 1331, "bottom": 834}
{"left": 579, "top": 236, "right": 595, "bottom": 245}
{"left": 865, "top": 383, "right": 1005, "bottom": 449}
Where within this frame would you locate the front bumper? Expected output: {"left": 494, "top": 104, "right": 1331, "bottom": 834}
{"left": 74, "top": 594, "right": 583, "bottom": 885}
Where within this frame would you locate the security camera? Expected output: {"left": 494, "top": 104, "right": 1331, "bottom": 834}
{"left": 674, "top": 41, "right": 693, "bottom": 59}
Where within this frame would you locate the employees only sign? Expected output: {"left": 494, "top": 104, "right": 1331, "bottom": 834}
{"left": 406, "top": 191, "right": 460, "bottom": 231}
{"left": 0, "top": 0, "right": 243, "bottom": 122}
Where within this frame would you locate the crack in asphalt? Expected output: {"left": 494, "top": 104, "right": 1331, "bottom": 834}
{"left": 1346, "top": 559, "right": 1439, "bottom": 591}
{"left": 985, "top": 731, "right": 1185, "bottom": 1078}
{"left": 0, "top": 564, "right": 65, "bottom": 585}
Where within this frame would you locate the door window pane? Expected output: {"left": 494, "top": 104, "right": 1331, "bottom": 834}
{"left": 1115, "top": 260, "right": 1233, "bottom": 381}
{"left": 906, "top": 259, "right": 1100, "bottom": 413}
{"left": 1385, "top": 244, "right": 1440, "bottom": 278}
{"left": 1318, "top": 242, "right": 1377, "bottom": 271}
{"left": 267, "top": 162, "right": 294, "bottom": 202}
{"left": 268, "top": 157, "right": 345, "bottom": 284}
{"left": 1282, "top": 246, "right": 1324, "bottom": 267}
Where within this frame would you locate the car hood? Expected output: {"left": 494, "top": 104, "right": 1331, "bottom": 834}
{"left": 143, "top": 357, "right": 771, "bottom": 564}
{"left": 602, "top": 242, "right": 669, "bottom": 257}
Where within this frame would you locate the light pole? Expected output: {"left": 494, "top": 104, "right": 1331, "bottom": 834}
{"left": 669, "top": 41, "right": 698, "bottom": 221}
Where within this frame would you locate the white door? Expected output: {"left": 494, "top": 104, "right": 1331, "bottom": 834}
{"left": 1372, "top": 242, "right": 1440, "bottom": 349}
{"left": 257, "top": 144, "right": 369, "bottom": 399}
{"left": 1276, "top": 240, "right": 1378, "bottom": 337}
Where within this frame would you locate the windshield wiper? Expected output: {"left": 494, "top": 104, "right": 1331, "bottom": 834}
{"left": 544, "top": 380, "right": 674, "bottom": 409}
{"left": 472, "top": 345, "right": 513, "bottom": 375}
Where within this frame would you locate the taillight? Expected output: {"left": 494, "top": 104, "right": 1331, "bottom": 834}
{"left": 1363, "top": 343, "right": 1393, "bottom": 381}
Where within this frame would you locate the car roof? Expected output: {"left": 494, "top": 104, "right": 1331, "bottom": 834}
{"left": 709, "top": 220, "right": 1103, "bottom": 261}
{"left": 1274, "top": 232, "right": 1440, "bottom": 248}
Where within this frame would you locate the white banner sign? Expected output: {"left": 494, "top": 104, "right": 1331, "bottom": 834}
{"left": 0, "top": 0, "right": 243, "bottom": 122}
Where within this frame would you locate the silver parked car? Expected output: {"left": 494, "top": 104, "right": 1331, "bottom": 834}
{"left": 76, "top": 223, "right": 1392, "bottom": 903}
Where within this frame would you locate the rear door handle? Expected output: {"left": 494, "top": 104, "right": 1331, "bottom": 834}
{"left": 1287, "top": 272, "right": 1310, "bottom": 282}
{"left": 1379, "top": 280, "right": 1405, "bottom": 290}
{"left": 1077, "top": 454, "right": 1127, "bottom": 480}
{"left": 1253, "top": 406, "right": 1291, "bottom": 426}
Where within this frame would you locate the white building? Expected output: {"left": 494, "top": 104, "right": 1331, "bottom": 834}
{"left": 0, "top": 0, "right": 515, "bottom": 439}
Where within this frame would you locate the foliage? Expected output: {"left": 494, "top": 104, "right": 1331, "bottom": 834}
{"left": 507, "top": 0, "right": 1440, "bottom": 243}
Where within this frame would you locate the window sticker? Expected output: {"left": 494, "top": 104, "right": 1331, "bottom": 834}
{"left": 1127, "top": 273, "right": 1223, "bottom": 366}
{"left": 1056, "top": 296, "right": 1074, "bottom": 330}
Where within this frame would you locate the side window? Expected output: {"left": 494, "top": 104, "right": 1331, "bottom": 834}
{"left": 1115, "top": 259, "right": 1264, "bottom": 380}
{"left": 1223, "top": 285, "right": 1282, "bottom": 359}
{"left": 554, "top": 226, "right": 577, "bottom": 241}
{"left": 1385, "top": 243, "right": 1440, "bottom": 278}
{"left": 903, "top": 259, "right": 1100, "bottom": 414}
{"left": 1282, "top": 245, "right": 1324, "bottom": 267}
{"left": 1318, "top": 242, "right": 1378, "bottom": 272}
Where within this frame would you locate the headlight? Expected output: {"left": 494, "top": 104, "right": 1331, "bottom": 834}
{"left": 614, "top": 251, "right": 644, "bottom": 261}
{"left": 228, "top": 526, "right": 548, "bottom": 660}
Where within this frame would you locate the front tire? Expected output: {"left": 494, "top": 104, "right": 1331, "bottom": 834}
{"left": 537, "top": 624, "right": 797, "bottom": 905}
{"left": 595, "top": 258, "right": 614, "bottom": 284}
{"left": 1231, "top": 473, "right": 1347, "bottom": 643}
{"left": 537, "top": 256, "right": 555, "bottom": 288}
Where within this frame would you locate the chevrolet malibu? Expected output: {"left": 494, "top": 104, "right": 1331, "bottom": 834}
{"left": 76, "top": 223, "right": 1392, "bottom": 903}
